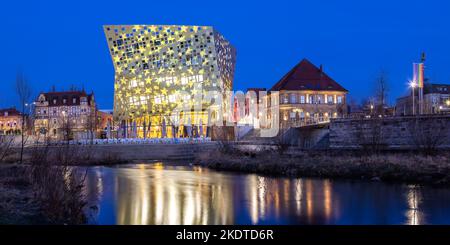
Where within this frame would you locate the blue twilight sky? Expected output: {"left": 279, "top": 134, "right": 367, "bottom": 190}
{"left": 1, "top": 0, "right": 449, "bottom": 109}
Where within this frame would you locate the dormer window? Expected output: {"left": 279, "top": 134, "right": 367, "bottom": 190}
{"left": 63, "top": 99, "right": 67, "bottom": 104}
{"left": 53, "top": 99, "right": 57, "bottom": 105}
{"left": 73, "top": 98, "right": 77, "bottom": 104}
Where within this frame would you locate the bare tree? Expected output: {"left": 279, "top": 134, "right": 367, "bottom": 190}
{"left": 60, "top": 112, "right": 73, "bottom": 144}
{"left": 409, "top": 117, "right": 448, "bottom": 155}
{"left": 85, "top": 108, "right": 97, "bottom": 144}
{"left": 373, "top": 70, "right": 390, "bottom": 117}
{"left": 0, "top": 135, "right": 15, "bottom": 162}
{"left": 354, "top": 118, "right": 386, "bottom": 153}
{"left": 16, "top": 72, "right": 32, "bottom": 164}
{"left": 274, "top": 124, "right": 290, "bottom": 155}
{"left": 29, "top": 141, "right": 88, "bottom": 224}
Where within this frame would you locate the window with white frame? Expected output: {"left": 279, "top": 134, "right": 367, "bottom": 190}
{"left": 300, "top": 95, "right": 305, "bottom": 104}
{"left": 290, "top": 94, "right": 297, "bottom": 104}
{"left": 328, "top": 95, "right": 333, "bottom": 104}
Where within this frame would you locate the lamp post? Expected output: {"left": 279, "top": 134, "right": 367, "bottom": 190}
{"left": 409, "top": 81, "right": 417, "bottom": 116}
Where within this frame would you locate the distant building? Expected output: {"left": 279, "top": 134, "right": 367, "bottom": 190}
{"left": 34, "top": 90, "right": 97, "bottom": 140}
{"left": 233, "top": 88, "right": 267, "bottom": 128}
{"left": 268, "top": 59, "right": 348, "bottom": 128}
{"left": 97, "top": 110, "right": 114, "bottom": 138}
{"left": 347, "top": 104, "right": 369, "bottom": 119}
{"left": 0, "top": 108, "right": 23, "bottom": 135}
{"left": 348, "top": 103, "right": 395, "bottom": 119}
{"left": 396, "top": 83, "right": 450, "bottom": 116}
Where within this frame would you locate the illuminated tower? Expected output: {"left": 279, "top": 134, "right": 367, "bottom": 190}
{"left": 104, "top": 25, "right": 236, "bottom": 138}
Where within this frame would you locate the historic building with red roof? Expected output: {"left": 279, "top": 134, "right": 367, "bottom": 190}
{"left": 269, "top": 58, "right": 348, "bottom": 128}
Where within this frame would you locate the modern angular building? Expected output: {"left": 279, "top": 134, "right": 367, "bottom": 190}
{"left": 104, "top": 25, "right": 236, "bottom": 138}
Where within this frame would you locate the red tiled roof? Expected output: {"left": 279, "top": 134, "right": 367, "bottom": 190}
{"left": 0, "top": 108, "right": 21, "bottom": 117}
{"left": 270, "top": 59, "right": 348, "bottom": 92}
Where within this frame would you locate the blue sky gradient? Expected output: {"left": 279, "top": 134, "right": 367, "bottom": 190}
{"left": 1, "top": 0, "right": 449, "bottom": 109}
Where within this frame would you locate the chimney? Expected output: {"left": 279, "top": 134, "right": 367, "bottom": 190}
{"left": 320, "top": 64, "right": 323, "bottom": 73}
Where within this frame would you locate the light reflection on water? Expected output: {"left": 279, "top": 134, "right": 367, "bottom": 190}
{"left": 83, "top": 163, "right": 450, "bottom": 225}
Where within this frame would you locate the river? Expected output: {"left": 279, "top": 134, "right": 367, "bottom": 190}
{"left": 83, "top": 162, "right": 450, "bottom": 225}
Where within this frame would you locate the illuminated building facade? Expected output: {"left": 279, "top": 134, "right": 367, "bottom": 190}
{"left": 268, "top": 59, "right": 348, "bottom": 128}
{"left": 104, "top": 25, "right": 236, "bottom": 138}
{"left": 396, "top": 83, "right": 450, "bottom": 116}
{"left": 0, "top": 108, "right": 24, "bottom": 135}
{"left": 34, "top": 90, "right": 97, "bottom": 140}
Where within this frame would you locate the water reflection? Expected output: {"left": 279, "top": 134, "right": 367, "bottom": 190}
{"left": 406, "top": 185, "right": 424, "bottom": 225}
{"left": 110, "top": 164, "right": 233, "bottom": 225}
{"left": 84, "top": 163, "right": 450, "bottom": 225}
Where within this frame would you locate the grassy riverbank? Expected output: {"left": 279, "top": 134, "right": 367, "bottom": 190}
{"left": 195, "top": 149, "right": 450, "bottom": 186}
{"left": 0, "top": 163, "right": 89, "bottom": 225}
{"left": 0, "top": 165, "right": 48, "bottom": 224}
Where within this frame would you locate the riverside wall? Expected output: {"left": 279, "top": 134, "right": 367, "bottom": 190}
{"left": 91, "top": 143, "right": 219, "bottom": 161}
{"left": 22, "top": 143, "right": 218, "bottom": 163}
{"left": 329, "top": 115, "right": 450, "bottom": 149}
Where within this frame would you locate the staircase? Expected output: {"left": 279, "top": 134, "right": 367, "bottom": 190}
{"left": 165, "top": 143, "right": 216, "bottom": 160}
{"left": 238, "top": 128, "right": 278, "bottom": 145}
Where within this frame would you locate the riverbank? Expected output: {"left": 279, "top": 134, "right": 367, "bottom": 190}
{"left": 6, "top": 143, "right": 218, "bottom": 165}
{"left": 0, "top": 163, "right": 89, "bottom": 225}
{"left": 194, "top": 149, "right": 450, "bottom": 186}
{"left": 0, "top": 164, "right": 48, "bottom": 224}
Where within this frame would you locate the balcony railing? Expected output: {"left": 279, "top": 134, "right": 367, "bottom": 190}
{"left": 282, "top": 118, "right": 331, "bottom": 128}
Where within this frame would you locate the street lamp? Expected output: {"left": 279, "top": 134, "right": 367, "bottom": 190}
{"left": 409, "top": 80, "right": 417, "bottom": 116}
